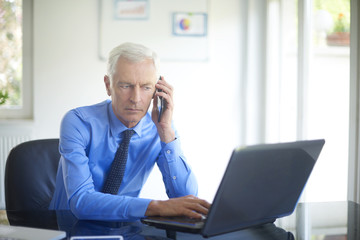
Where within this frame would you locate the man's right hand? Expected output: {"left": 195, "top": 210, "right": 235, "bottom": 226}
{"left": 145, "top": 195, "right": 211, "bottom": 219}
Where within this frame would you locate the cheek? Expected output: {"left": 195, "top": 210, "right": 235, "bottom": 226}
{"left": 112, "top": 90, "right": 126, "bottom": 101}
{"left": 145, "top": 92, "right": 155, "bottom": 101}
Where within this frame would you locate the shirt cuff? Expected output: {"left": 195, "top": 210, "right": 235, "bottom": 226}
{"left": 160, "top": 138, "right": 182, "bottom": 163}
{"left": 127, "top": 198, "right": 153, "bottom": 219}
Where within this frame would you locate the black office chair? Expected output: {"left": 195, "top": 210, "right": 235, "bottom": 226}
{"left": 5, "top": 139, "right": 60, "bottom": 210}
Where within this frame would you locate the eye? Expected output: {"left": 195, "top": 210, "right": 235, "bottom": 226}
{"left": 119, "top": 83, "right": 131, "bottom": 89}
{"left": 143, "top": 85, "right": 153, "bottom": 91}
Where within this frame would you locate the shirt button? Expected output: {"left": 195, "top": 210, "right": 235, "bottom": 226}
{"left": 173, "top": 176, "right": 177, "bottom": 180}
{"left": 166, "top": 150, "right": 171, "bottom": 154}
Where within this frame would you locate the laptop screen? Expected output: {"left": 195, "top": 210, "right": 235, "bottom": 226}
{"left": 201, "top": 139, "right": 325, "bottom": 237}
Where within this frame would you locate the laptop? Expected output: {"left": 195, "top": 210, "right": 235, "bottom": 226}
{"left": 0, "top": 224, "right": 66, "bottom": 240}
{"left": 141, "top": 139, "right": 325, "bottom": 237}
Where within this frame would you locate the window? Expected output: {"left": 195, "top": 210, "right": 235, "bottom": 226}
{"left": 240, "top": 0, "right": 351, "bottom": 202}
{"left": 267, "top": 0, "right": 350, "bottom": 202}
{"left": 0, "top": 0, "right": 32, "bottom": 119}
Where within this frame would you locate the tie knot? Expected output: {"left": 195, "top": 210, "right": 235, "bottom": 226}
{"left": 123, "top": 129, "right": 135, "bottom": 140}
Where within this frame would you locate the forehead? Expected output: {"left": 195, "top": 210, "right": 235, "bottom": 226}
{"left": 114, "top": 57, "right": 157, "bottom": 84}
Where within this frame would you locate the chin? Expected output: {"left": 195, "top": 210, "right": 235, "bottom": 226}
{"left": 125, "top": 118, "right": 141, "bottom": 127}
{"left": 124, "top": 112, "right": 146, "bottom": 125}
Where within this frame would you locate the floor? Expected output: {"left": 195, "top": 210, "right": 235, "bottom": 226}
{"left": 0, "top": 210, "right": 9, "bottom": 225}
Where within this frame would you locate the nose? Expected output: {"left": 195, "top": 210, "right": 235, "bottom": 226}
{"left": 130, "top": 86, "right": 141, "bottom": 104}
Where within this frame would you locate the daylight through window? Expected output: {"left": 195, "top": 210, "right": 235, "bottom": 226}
{"left": 0, "top": 0, "right": 22, "bottom": 108}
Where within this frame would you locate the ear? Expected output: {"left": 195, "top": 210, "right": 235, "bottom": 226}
{"left": 104, "top": 75, "right": 111, "bottom": 96}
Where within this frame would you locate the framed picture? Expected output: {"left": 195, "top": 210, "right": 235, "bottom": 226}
{"left": 114, "top": 0, "right": 149, "bottom": 20}
{"left": 172, "top": 12, "right": 207, "bottom": 37}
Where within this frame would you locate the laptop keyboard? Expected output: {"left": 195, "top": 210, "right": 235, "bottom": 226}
{"left": 163, "top": 216, "right": 206, "bottom": 224}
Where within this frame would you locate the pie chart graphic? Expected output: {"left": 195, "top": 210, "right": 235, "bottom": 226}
{"left": 173, "top": 13, "right": 207, "bottom": 36}
{"left": 179, "top": 18, "right": 191, "bottom": 31}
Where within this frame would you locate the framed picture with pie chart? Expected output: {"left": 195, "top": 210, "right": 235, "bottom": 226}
{"left": 172, "top": 12, "right": 207, "bottom": 37}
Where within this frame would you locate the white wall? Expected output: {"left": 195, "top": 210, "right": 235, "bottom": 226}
{"left": 32, "top": 0, "right": 242, "bottom": 202}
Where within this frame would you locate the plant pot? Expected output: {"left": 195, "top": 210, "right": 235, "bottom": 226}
{"left": 326, "top": 32, "right": 350, "bottom": 46}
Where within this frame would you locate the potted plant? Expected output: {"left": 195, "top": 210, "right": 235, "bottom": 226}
{"left": 326, "top": 13, "right": 350, "bottom": 46}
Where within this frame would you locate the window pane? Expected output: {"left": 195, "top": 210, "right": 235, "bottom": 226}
{"left": 306, "top": 0, "right": 350, "bottom": 201}
{"left": 0, "top": 0, "right": 22, "bottom": 107}
{"left": 279, "top": 0, "right": 298, "bottom": 141}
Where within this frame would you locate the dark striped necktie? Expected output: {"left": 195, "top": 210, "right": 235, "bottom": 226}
{"left": 102, "top": 129, "right": 135, "bottom": 194}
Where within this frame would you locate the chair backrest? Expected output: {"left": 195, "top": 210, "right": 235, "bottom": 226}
{"left": 5, "top": 139, "right": 60, "bottom": 210}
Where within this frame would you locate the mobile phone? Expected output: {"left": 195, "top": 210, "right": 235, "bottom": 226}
{"left": 158, "top": 76, "right": 164, "bottom": 122}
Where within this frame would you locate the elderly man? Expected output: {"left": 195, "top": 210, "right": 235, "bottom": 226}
{"left": 49, "top": 42, "right": 210, "bottom": 220}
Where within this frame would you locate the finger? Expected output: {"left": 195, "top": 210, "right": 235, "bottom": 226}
{"left": 184, "top": 195, "right": 211, "bottom": 209}
{"left": 183, "top": 209, "right": 204, "bottom": 219}
{"left": 154, "top": 87, "right": 173, "bottom": 109}
{"left": 156, "top": 90, "right": 169, "bottom": 99}
{"left": 156, "top": 79, "right": 174, "bottom": 97}
{"left": 179, "top": 199, "right": 210, "bottom": 217}
{"left": 155, "top": 87, "right": 173, "bottom": 100}
{"left": 188, "top": 202, "right": 209, "bottom": 215}
{"left": 152, "top": 91, "right": 158, "bottom": 106}
{"left": 184, "top": 195, "right": 198, "bottom": 199}
{"left": 151, "top": 98, "right": 159, "bottom": 123}
{"left": 152, "top": 95, "right": 159, "bottom": 113}
{"left": 199, "top": 199, "right": 212, "bottom": 209}
{"left": 158, "top": 91, "right": 173, "bottom": 109}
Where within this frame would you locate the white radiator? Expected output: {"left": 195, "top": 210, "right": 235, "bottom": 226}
{"left": 0, "top": 124, "right": 33, "bottom": 209}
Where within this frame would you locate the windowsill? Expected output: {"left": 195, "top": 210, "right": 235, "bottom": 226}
{"left": 0, "top": 119, "right": 34, "bottom": 125}
{"left": 313, "top": 45, "right": 350, "bottom": 57}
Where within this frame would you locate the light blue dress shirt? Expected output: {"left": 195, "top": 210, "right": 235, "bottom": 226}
{"left": 49, "top": 100, "right": 198, "bottom": 220}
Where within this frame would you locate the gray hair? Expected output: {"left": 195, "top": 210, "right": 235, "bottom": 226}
{"left": 107, "top": 42, "right": 160, "bottom": 82}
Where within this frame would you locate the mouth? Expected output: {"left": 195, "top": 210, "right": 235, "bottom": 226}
{"left": 125, "top": 108, "right": 143, "bottom": 113}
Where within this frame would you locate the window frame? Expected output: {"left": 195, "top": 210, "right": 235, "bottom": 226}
{"left": 347, "top": 0, "right": 360, "bottom": 203}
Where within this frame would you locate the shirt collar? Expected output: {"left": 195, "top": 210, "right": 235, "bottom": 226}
{"left": 107, "top": 100, "right": 146, "bottom": 138}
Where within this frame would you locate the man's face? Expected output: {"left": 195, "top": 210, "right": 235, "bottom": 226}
{"left": 104, "top": 57, "right": 157, "bottom": 128}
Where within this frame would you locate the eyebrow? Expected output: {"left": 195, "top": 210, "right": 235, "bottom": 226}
{"left": 142, "top": 83, "right": 154, "bottom": 86}
{"left": 117, "top": 82, "right": 154, "bottom": 87}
